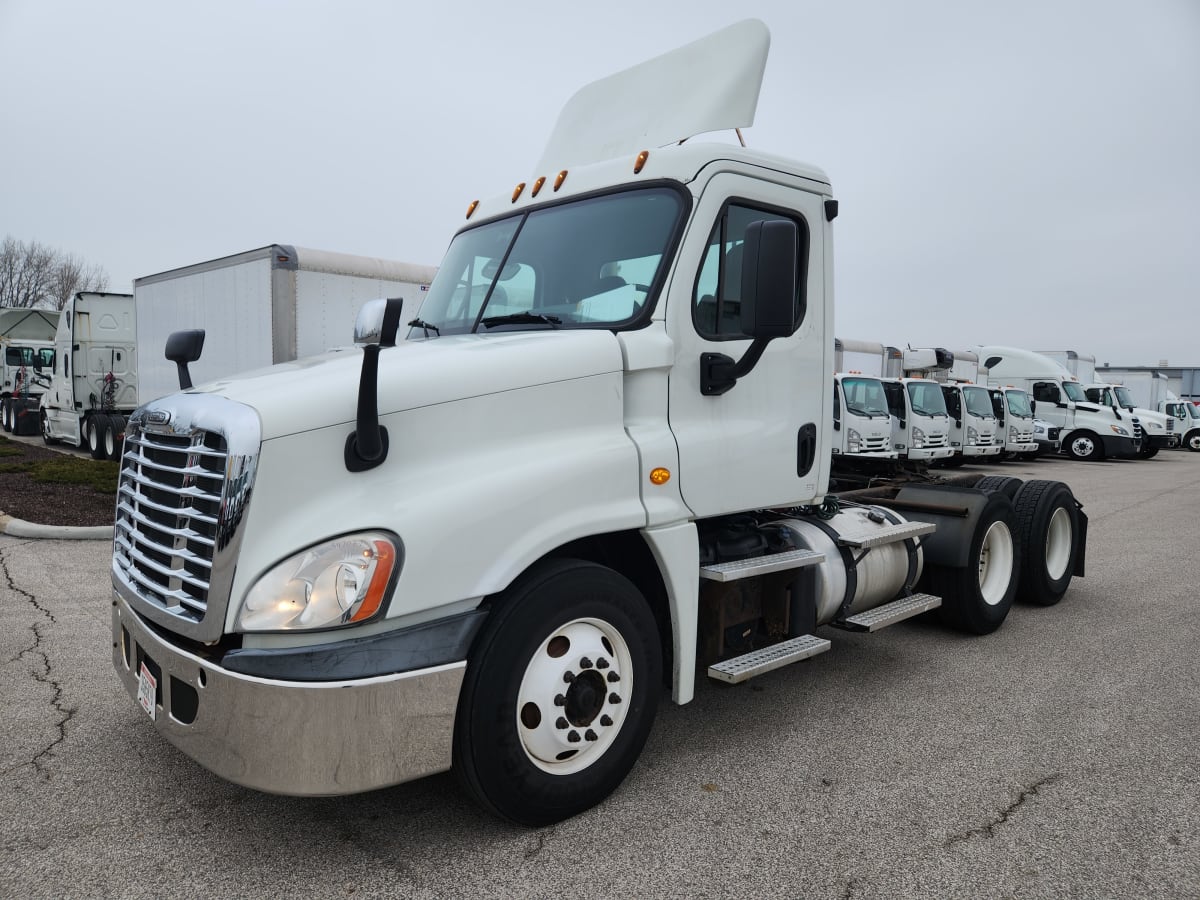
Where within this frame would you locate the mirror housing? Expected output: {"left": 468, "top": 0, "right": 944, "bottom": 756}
{"left": 701, "top": 220, "right": 799, "bottom": 395}
{"left": 346, "top": 298, "right": 403, "bottom": 472}
{"left": 165, "top": 329, "right": 206, "bottom": 390}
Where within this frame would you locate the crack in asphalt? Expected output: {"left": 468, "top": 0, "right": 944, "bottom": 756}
{"left": 524, "top": 825, "right": 557, "bottom": 859}
{"left": 0, "top": 545, "right": 76, "bottom": 781}
{"left": 945, "top": 773, "right": 1063, "bottom": 846}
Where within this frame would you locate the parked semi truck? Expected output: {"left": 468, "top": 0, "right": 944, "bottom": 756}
{"left": 1037, "top": 349, "right": 1175, "bottom": 458}
{"left": 110, "top": 21, "right": 1089, "bottom": 826}
{"left": 981, "top": 346, "right": 1141, "bottom": 461}
{"left": 0, "top": 308, "right": 58, "bottom": 435}
{"left": 134, "top": 245, "right": 437, "bottom": 404}
{"left": 40, "top": 292, "right": 138, "bottom": 459}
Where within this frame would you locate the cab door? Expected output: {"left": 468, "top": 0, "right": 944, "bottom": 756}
{"left": 666, "top": 171, "right": 830, "bottom": 517}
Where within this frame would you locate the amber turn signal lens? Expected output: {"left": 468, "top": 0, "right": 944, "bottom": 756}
{"left": 649, "top": 467, "right": 671, "bottom": 485}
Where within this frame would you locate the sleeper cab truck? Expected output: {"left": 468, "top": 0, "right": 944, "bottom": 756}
{"left": 980, "top": 346, "right": 1141, "bottom": 461}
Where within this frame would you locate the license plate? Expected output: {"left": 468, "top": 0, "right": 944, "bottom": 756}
{"left": 137, "top": 662, "right": 157, "bottom": 720}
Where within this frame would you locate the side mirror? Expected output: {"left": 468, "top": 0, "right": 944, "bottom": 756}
{"left": 346, "top": 298, "right": 404, "bottom": 472}
{"left": 701, "top": 220, "right": 799, "bottom": 396}
{"left": 165, "top": 330, "right": 206, "bottom": 390}
{"left": 1030, "top": 399, "right": 1036, "bottom": 414}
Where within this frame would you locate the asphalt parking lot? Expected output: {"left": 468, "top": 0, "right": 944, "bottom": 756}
{"left": 2, "top": 451, "right": 1198, "bottom": 898}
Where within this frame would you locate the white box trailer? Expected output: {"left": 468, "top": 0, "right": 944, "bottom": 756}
{"left": 134, "top": 245, "right": 437, "bottom": 403}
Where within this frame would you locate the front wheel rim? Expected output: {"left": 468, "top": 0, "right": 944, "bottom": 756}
{"left": 1072, "top": 437, "right": 1094, "bottom": 457}
{"left": 517, "top": 617, "right": 633, "bottom": 776}
{"left": 978, "top": 520, "right": 1015, "bottom": 606}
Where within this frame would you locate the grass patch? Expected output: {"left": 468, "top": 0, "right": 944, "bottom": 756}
{"left": 0, "top": 445, "right": 24, "bottom": 458}
{"left": 0, "top": 460, "right": 33, "bottom": 473}
{"left": 27, "top": 457, "right": 120, "bottom": 493}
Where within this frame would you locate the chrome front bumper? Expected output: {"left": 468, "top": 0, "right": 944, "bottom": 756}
{"left": 112, "top": 594, "right": 464, "bottom": 796}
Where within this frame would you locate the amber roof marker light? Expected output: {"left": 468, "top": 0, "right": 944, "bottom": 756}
{"left": 512, "top": 182, "right": 526, "bottom": 203}
{"left": 634, "top": 150, "right": 649, "bottom": 174}
{"left": 466, "top": 200, "right": 479, "bottom": 219}
{"left": 532, "top": 176, "right": 546, "bottom": 197}
{"left": 553, "top": 170, "right": 568, "bottom": 191}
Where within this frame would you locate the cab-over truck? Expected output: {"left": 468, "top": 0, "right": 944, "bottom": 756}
{"left": 110, "top": 21, "right": 1089, "bottom": 826}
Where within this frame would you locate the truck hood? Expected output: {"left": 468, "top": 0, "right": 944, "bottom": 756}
{"left": 185, "top": 330, "right": 625, "bottom": 440}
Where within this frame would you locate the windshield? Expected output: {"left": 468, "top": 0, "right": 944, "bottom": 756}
{"left": 1190, "top": 404, "right": 1200, "bottom": 420}
{"left": 842, "top": 377, "right": 889, "bottom": 417}
{"left": 906, "top": 381, "right": 948, "bottom": 417}
{"left": 1114, "top": 387, "right": 1135, "bottom": 408}
{"left": 1005, "top": 389, "right": 1032, "bottom": 417}
{"left": 4, "top": 346, "right": 54, "bottom": 368}
{"left": 411, "top": 187, "right": 685, "bottom": 336}
{"left": 962, "top": 386, "right": 994, "bottom": 418}
{"left": 1063, "top": 382, "right": 1088, "bottom": 403}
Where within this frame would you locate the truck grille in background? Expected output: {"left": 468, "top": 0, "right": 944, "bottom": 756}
{"left": 113, "top": 430, "right": 227, "bottom": 622}
{"left": 860, "top": 435, "right": 889, "bottom": 452}
{"left": 1018, "top": 430, "right": 1035, "bottom": 443}
{"left": 924, "top": 433, "right": 948, "bottom": 448}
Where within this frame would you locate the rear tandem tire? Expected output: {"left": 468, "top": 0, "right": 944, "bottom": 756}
{"left": 1011, "top": 480, "right": 1081, "bottom": 607}
{"left": 920, "top": 493, "right": 1020, "bottom": 635}
{"left": 453, "top": 558, "right": 662, "bottom": 827}
{"left": 103, "top": 415, "right": 126, "bottom": 461}
{"left": 1, "top": 398, "right": 10, "bottom": 432}
{"left": 88, "top": 415, "right": 110, "bottom": 460}
{"left": 973, "top": 475, "right": 1023, "bottom": 501}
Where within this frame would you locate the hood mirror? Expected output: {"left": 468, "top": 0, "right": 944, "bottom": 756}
{"left": 346, "top": 298, "right": 403, "bottom": 472}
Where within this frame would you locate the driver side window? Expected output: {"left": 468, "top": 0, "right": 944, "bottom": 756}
{"left": 692, "top": 202, "right": 807, "bottom": 340}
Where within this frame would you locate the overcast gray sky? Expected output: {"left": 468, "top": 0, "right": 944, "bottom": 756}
{"left": 2, "top": 0, "right": 1197, "bottom": 366}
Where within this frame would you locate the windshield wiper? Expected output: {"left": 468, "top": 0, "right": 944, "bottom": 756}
{"left": 480, "top": 312, "right": 561, "bottom": 329}
{"left": 408, "top": 318, "right": 440, "bottom": 337}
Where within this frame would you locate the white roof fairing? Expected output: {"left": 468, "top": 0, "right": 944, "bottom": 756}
{"left": 536, "top": 19, "right": 771, "bottom": 173}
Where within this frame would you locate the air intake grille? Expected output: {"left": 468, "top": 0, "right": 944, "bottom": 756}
{"left": 113, "top": 430, "right": 227, "bottom": 622}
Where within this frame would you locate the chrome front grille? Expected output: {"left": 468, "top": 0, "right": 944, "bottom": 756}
{"left": 112, "top": 395, "right": 261, "bottom": 643}
{"left": 114, "top": 430, "right": 225, "bottom": 620}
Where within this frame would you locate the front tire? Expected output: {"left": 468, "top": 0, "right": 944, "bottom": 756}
{"left": 453, "top": 559, "right": 662, "bottom": 826}
{"left": 1012, "top": 480, "right": 1081, "bottom": 606}
{"left": 1066, "top": 431, "right": 1104, "bottom": 461}
{"left": 1186, "top": 430, "right": 1200, "bottom": 452}
{"left": 921, "top": 494, "right": 1020, "bottom": 635}
{"left": 41, "top": 412, "right": 56, "bottom": 445}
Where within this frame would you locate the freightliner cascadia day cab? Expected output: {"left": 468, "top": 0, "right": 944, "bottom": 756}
{"left": 134, "top": 245, "right": 438, "bottom": 405}
{"left": 110, "top": 22, "right": 1089, "bottom": 826}
{"left": 0, "top": 307, "right": 58, "bottom": 435}
{"left": 40, "top": 291, "right": 138, "bottom": 460}
{"left": 980, "top": 346, "right": 1141, "bottom": 461}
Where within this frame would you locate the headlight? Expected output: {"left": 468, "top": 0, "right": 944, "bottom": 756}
{"left": 1008, "top": 426, "right": 1018, "bottom": 441}
{"left": 848, "top": 427, "right": 862, "bottom": 451}
{"left": 238, "top": 532, "right": 399, "bottom": 632}
{"left": 1110, "top": 425, "right": 1129, "bottom": 436}
{"left": 911, "top": 426, "right": 926, "bottom": 448}
{"left": 966, "top": 426, "right": 978, "bottom": 444}
{"left": 1146, "top": 422, "right": 1162, "bottom": 431}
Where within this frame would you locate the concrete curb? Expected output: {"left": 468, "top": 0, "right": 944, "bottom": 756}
{"left": 0, "top": 513, "right": 113, "bottom": 541}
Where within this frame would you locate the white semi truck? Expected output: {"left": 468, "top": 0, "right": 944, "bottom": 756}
{"left": 40, "top": 292, "right": 139, "bottom": 459}
{"left": 980, "top": 346, "right": 1141, "bottom": 461}
{"left": 0, "top": 308, "right": 59, "bottom": 435}
{"left": 110, "top": 21, "right": 1089, "bottom": 826}
{"left": 134, "top": 245, "right": 437, "bottom": 405}
{"left": 1037, "top": 349, "right": 1176, "bottom": 458}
